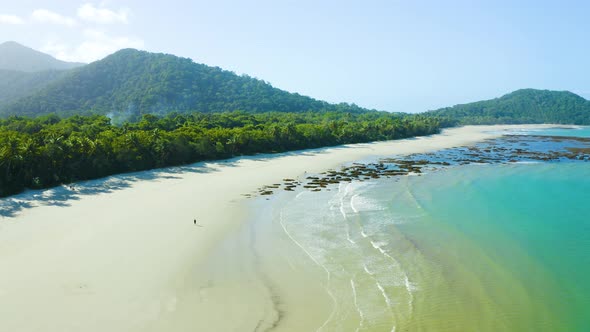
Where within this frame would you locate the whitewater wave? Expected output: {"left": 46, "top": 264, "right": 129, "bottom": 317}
{"left": 277, "top": 211, "right": 338, "bottom": 332}
{"left": 350, "top": 279, "right": 365, "bottom": 332}
{"left": 350, "top": 194, "right": 385, "bottom": 214}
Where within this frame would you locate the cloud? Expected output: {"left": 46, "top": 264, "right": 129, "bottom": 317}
{"left": 0, "top": 14, "right": 25, "bottom": 25}
{"left": 41, "top": 41, "right": 70, "bottom": 58}
{"left": 42, "top": 29, "right": 144, "bottom": 63}
{"left": 77, "top": 3, "right": 129, "bottom": 24}
{"left": 31, "top": 9, "right": 77, "bottom": 27}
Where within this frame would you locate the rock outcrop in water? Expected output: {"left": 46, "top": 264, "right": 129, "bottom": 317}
{"left": 249, "top": 135, "right": 590, "bottom": 198}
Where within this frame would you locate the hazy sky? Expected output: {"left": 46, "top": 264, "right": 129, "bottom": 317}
{"left": 1, "top": 0, "right": 589, "bottom": 113}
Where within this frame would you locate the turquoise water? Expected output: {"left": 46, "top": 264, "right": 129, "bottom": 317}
{"left": 397, "top": 162, "right": 590, "bottom": 330}
{"left": 513, "top": 126, "right": 590, "bottom": 137}
{"left": 267, "top": 128, "right": 590, "bottom": 330}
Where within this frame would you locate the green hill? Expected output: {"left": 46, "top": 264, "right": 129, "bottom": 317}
{"left": 0, "top": 48, "right": 368, "bottom": 120}
{"left": 0, "top": 69, "right": 67, "bottom": 106}
{"left": 429, "top": 89, "right": 590, "bottom": 125}
{"left": 0, "top": 41, "right": 84, "bottom": 72}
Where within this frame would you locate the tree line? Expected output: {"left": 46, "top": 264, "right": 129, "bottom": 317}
{"left": 0, "top": 111, "right": 443, "bottom": 197}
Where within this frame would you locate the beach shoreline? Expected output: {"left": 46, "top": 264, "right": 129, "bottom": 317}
{"left": 0, "top": 124, "right": 569, "bottom": 331}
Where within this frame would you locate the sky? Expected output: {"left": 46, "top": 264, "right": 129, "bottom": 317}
{"left": 0, "top": 0, "right": 589, "bottom": 113}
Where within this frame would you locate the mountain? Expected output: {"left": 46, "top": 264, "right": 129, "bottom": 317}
{"left": 0, "top": 48, "right": 368, "bottom": 119}
{"left": 0, "top": 41, "right": 84, "bottom": 72}
{"left": 0, "top": 69, "right": 67, "bottom": 106}
{"left": 2, "top": 44, "right": 587, "bottom": 125}
{"left": 0, "top": 42, "right": 83, "bottom": 108}
{"left": 429, "top": 89, "right": 590, "bottom": 125}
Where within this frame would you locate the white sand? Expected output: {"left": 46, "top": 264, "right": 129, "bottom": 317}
{"left": 0, "top": 124, "right": 560, "bottom": 331}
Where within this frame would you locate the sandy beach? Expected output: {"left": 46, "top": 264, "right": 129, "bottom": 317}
{"left": 0, "top": 124, "right": 560, "bottom": 332}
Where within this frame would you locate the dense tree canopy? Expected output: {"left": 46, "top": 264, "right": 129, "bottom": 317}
{"left": 429, "top": 89, "right": 590, "bottom": 125}
{"left": 0, "top": 111, "right": 442, "bottom": 197}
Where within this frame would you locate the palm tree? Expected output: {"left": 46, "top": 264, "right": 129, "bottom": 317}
{"left": 0, "top": 134, "right": 25, "bottom": 181}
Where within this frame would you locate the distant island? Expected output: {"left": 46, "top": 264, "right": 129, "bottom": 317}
{"left": 0, "top": 41, "right": 588, "bottom": 197}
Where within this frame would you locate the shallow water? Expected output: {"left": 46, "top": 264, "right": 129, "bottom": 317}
{"left": 505, "top": 125, "right": 590, "bottom": 138}
{"left": 245, "top": 127, "right": 590, "bottom": 331}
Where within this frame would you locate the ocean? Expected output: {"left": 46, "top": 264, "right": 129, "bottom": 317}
{"left": 248, "top": 126, "right": 590, "bottom": 331}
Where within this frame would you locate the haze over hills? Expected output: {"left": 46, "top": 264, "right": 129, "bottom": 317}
{"left": 429, "top": 89, "right": 590, "bottom": 125}
{"left": 0, "top": 69, "right": 67, "bottom": 106}
{"left": 0, "top": 41, "right": 84, "bottom": 72}
{"left": 0, "top": 42, "right": 84, "bottom": 108}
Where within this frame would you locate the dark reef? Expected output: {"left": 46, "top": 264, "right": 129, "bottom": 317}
{"left": 249, "top": 135, "right": 590, "bottom": 198}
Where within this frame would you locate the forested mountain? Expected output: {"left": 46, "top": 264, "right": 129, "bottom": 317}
{"left": 429, "top": 89, "right": 590, "bottom": 125}
{"left": 0, "top": 48, "right": 368, "bottom": 119}
{"left": 3, "top": 45, "right": 587, "bottom": 126}
{"left": 0, "top": 69, "right": 67, "bottom": 106}
{"left": 0, "top": 41, "right": 84, "bottom": 72}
